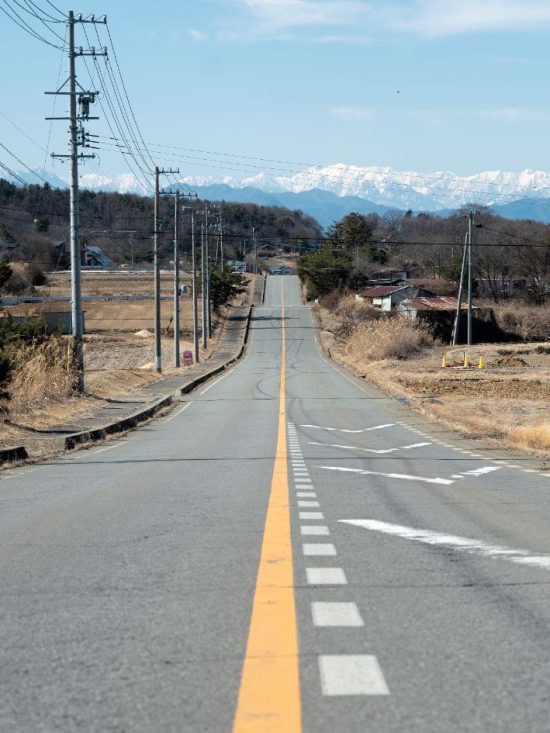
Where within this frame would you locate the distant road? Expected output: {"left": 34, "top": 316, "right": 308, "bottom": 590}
{"left": 1, "top": 275, "right": 550, "bottom": 732}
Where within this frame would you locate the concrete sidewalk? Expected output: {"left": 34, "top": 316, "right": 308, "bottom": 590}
{"left": 3, "top": 275, "right": 265, "bottom": 460}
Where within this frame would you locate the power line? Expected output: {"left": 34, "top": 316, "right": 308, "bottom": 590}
{"left": 0, "top": 0, "right": 65, "bottom": 48}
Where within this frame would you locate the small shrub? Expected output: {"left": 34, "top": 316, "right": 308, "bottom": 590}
{"left": 4, "top": 270, "right": 27, "bottom": 295}
{"left": 26, "top": 262, "right": 47, "bottom": 286}
{"left": 0, "top": 263, "right": 12, "bottom": 289}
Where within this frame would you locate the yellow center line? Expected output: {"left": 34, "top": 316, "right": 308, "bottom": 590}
{"left": 233, "top": 280, "right": 302, "bottom": 732}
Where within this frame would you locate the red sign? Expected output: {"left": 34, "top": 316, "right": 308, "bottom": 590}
{"left": 183, "top": 350, "right": 193, "bottom": 366}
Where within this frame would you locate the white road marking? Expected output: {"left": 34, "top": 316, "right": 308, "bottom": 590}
{"left": 295, "top": 478, "right": 313, "bottom": 483}
{"left": 312, "top": 602, "right": 363, "bottom": 627}
{"left": 163, "top": 402, "right": 192, "bottom": 423}
{"left": 460, "top": 467, "right": 500, "bottom": 478}
{"left": 298, "top": 500, "right": 320, "bottom": 507}
{"left": 306, "top": 567, "right": 347, "bottom": 585}
{"left": 303, "top": 543, "right": 337, "bottom": 557}
{"left": 93, "top": 443, "right": 124, "bottom": 455}
{"left": 309, "top": 440, "right": 431, "bottom": 455}
{"left": 299, "top": 512, "right": 324, "bottom": 520}
{"left": 301, "top": 526, "right": 330, "bottom": 535}
{"left": 301, "top": 423, "right": 395, "bottom": 434}
{"left": 64, "top": 443, "right": 124, "bottom": 460}
{"left": 340, "top": 519, "right": 550, "bottom": 570}
{"left": 319, "top": 656, "right": 389, "bottom": 696}
{"left": 320, "top": 465, "right": 455, "bottom": 486}
{"left": 297, "top": 492, "right": 317, "bottom": 498}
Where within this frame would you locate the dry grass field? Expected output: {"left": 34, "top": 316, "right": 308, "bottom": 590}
{"left": 316, "top": 299, "right": 550, "bottom": 456}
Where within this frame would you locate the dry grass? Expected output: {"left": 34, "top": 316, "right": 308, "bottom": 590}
{"left": 509, "top": 423, "right": 550, "bottom": 451}
{"left": 492, "top": 302, "right": 550, "bottom": 342}
{"left": 316, "top": 296, "right": 550, "bottom": 458}
{"left": 9, "top": 337, "right": 77, "bottom": 417}
{"left": 345, "top": 317, "right": 433, "bottom": 363}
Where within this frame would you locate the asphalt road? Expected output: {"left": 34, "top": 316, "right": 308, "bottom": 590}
{"left": 1, "top": 275, "right": 550, "bottom": 732}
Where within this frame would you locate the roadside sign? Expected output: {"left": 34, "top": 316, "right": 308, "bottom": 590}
{"left": 183, "top": 350, "right": 193, "bottom": 366}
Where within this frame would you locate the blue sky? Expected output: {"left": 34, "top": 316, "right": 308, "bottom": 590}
{"left": 2, "top": 0, "right": 550, "bottom": 182}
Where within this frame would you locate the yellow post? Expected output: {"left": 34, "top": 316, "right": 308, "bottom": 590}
{"left": 442, "top": 354, "right": 447, "bottom": 368}
{"left": 464, "top": 353, "right": 469, "bottom": 368}
{"left": 479, "top": 355, "right": 484, "bottom": 369}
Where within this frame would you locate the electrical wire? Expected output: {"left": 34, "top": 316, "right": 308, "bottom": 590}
{"left": 80, "top": 26, "right": 152, "bottom": 193}
{"left": 0, "top": 0, "right": 65, "bottom": 48}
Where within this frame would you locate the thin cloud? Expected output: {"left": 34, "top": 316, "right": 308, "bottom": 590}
{"left": 331, "top": 107, "right": 375, "bottom": 121}
{"left": 388, "top": 0, "right": 550, "bottom": 37}
{"left": 409, "top": 107, "right": 550, "bottom": 124}
{"left": 227, "top": 0, "right": 550, "bottom": 41}
{"left": 188, "top": 28, "right": 208, "bottom": 42}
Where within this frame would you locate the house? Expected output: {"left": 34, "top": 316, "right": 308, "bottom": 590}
{"left": 83, "top": 244, "right": 112, "bottom": 268}
{"left": 356, "top": 283, "right": 433, "bottom": 312}
{"left": 52, "top": 241, "right": 112, "bottom": 268}
{"left": 398, "top": 296, "right": 468, "bottom": 319}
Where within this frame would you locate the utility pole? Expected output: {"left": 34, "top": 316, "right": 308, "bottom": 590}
{"left": 205, "top": 203, "right": 212, "bottom": 339}
{"left": 173, "top": 191, "right": 180, "bottom": 368}
{"left": 467, "top": 211, "right": 474, "bottom": 346}
{"left": 153, "top": 167, "right": 179, "bottom": 373}
{"left": 220, "top": 210, "right": 224, "bottom": 273}
{"left": 201, "top": 222, "right": 207, "bottom": 349}
{"left": 252, "top": 226, "right": 257, "bottom": 274}
{"left": 190, "top": 207, "right": 199, "bottom": 363}
{"left": 451, "top": 233, "right": 468, "bottom": 346}
{"left": 47, "top": 11, "right": 106, "bottom": 393}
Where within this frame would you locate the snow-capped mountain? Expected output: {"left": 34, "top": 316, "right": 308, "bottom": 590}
{"left": 7, "top": 165, "right": 550, "bottom": 224}
{"left": 178, "top": 165, "right": 550, "bottom": 211}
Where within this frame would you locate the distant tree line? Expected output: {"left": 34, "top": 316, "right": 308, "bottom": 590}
{"left": 299, "top": 208, "right": 550, "bottom": 302}
{"left": 0, "top": 179, "right": 322, "bottom": 273}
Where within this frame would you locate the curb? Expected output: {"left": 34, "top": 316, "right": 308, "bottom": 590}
{"left": 0, "top": 445, "right": 29, "bottom": 464}
{"left": 64, "top": 395, "right": 174, "bottom": 450}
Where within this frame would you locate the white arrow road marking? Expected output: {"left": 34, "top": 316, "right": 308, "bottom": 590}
{"left": 339, "top": 519, "right": 550, "bottom": 570}
{"left": 460, "top": 467, "right": 500, "bottom": 477}
{"left": 319, "top": 465, "right": 455, "bottom": 486}
{"left": 300, "top": 424, "right": 395, "bottom": 434}
{"left": 309, "top": 440, "right": 431, "bottom": 455}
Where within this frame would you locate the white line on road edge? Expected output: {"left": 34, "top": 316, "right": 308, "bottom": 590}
{"left": 319, "top": 655, "right": 389, "bottom": 696}
{"left": 301, "top": 424, "right": 395, "bottom": 434}
{"left": 339, "top": 519, "right": 550, "bottom": 570}
{"left": 312, "top": 602, "right": 363, "bottom": 627}
{"left": 163, "top": 402, "right": 192, "bottom": 423}
{"left": 64, "top": 443, "right": 124, "bottom": 460}
{"left": 299, "top": 512, "right": 324, "bottom": 520}
{"left": 308, "top": 440, "right": 431, "bottom": 455}
{"left": 320, "top": 465, "right": 455, "bottom": 486}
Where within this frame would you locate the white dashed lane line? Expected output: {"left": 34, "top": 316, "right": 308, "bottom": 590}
{"left": 312, "top": 602, "right": 364, "bottom": 628}
{"left": 289, "top": 421, "right": 390, "bottom": 699}
{"left": 319, "top": 656, "right": 390, "bottom": 697}
{"left": 306, "top": 567, "right": 348, "bottom": 585}
{"left": 303, "top": 543, "right": 338, "bottom": 557}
